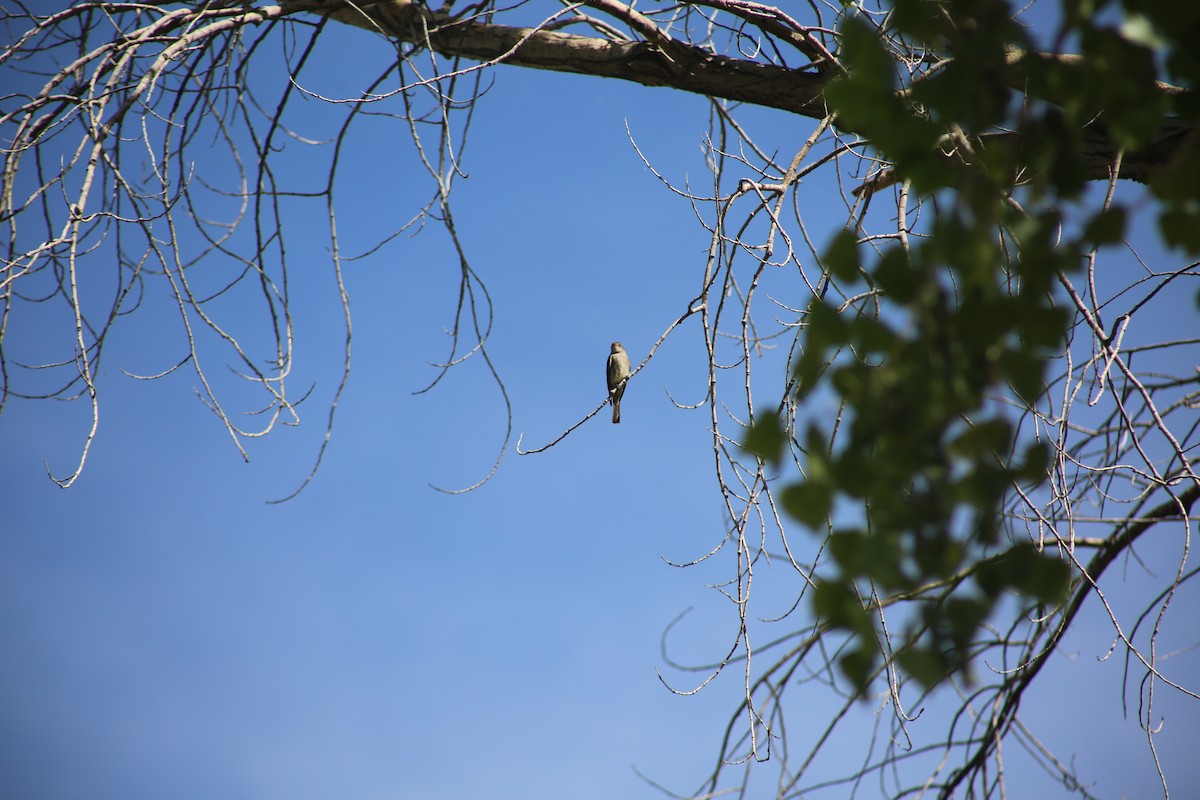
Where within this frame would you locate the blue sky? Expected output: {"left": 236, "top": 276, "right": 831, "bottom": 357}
{"left": 2, "top": 8, "right": 1199, "bottom": 800}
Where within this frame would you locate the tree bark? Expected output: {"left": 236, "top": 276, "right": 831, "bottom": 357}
{"left": 325, "top": 0, "right": 827, "bottom": 115}
{"left": 323, "top": 0, "right": 1192, "bottom": 185}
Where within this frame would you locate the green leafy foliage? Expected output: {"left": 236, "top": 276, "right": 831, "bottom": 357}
{"left": 739, "top": 0, "right": 1196, "bottom": 692}
{"left": 780, "top": 482, "right": 831, "bottom": 529}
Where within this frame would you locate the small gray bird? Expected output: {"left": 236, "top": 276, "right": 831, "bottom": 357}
{"left": 607, "top": 341, "right": 631, "bottom": 424}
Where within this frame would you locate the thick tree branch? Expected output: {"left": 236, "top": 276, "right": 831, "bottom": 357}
{"left": 323, "top": 1, "right": 1193, "bottom": 187}
{"left": 325, "top": 0, "right": 828, "bottom": 116}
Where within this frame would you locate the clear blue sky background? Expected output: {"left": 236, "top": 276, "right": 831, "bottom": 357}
{"left": 2, "top": 9, "right": 1198, "bottom": 800}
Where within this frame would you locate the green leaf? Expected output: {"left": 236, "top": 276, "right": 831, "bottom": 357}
{"left": 813, "top": 579, "right": 872, "bottom": 637}
{"left": 848, "top": 314, "right": 895, "bottom": 354}
{"left": 829, "top": 529, "right": 871, "bottom": 576}
{"left": 1082, "top": 206, "right": 1127, "bottom": 247}
{"left": 913, "top": 532, "right": 965, "bottom": 580}
{"left": 949, "top": 419, "right": 1012, "bottom": 460}
{"left": 826, "top": 17, "right": 943, "bottom": 179}
{"left": 780, "top": 481, "right": 832, "bottom": 528}
{"left": 944, "top": 596, "right": 989, "bottom": 644}
{"left": 897, "top": 646, "right": 948, "bottom": 690}
{"left": 974, "top": 544, "right": 1070, "bottom": 606}
{"left": 742, "top": 413, "right": 787, "bottom": 465}
{"left": 795, "top": 299, "right": 847, "bottom": 395}
{"left": 1016, "top": 441, "right": 1051, "bottom": 483}
{"left": 839, "top": 646, "right": 877, "bottom": 694}
{"left": 1160, "top": 209, "right": 1200, "bottom": 253}
{"left": 975, "top": 555, "right": 1007, "bottom": 599}
{"left": 1019, "top": 550, "right": 1071, "bottom": 605}
{"left": 997, "top": 349, "right": 1047, "bottom": 405}
{"left": 826, "top": 230, "right": 860, "bottom": 283}
{"left": 1118, "top": 13, "right": 1165, "bottom": 51}
{"left": 1018, "top": 304, "right": 1070, "bottom": 350}
{"left": 873, "top": 247, "right": 922, "bottom": 304}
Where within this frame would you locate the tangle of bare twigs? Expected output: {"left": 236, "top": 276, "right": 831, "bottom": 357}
{"left": 3, "top": 2, "right": 1197, "bottom": 799}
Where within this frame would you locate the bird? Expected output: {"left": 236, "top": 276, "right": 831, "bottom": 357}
{"left": 606, "top": 341, "right": 631, "bottom": 424}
